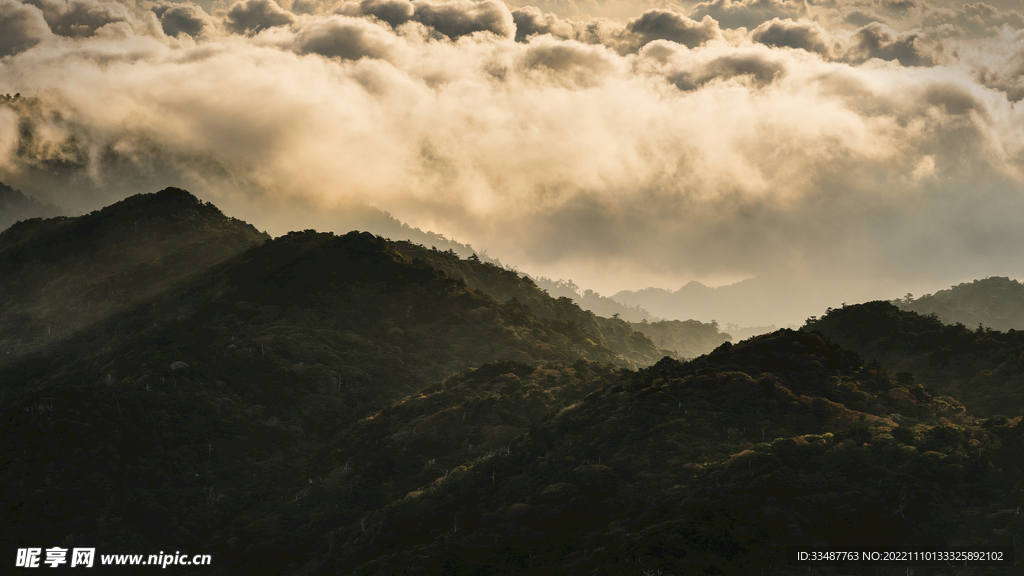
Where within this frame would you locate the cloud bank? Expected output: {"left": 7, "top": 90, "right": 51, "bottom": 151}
{"left": 2, "top": 0, "right": 1024, "bottom": 323}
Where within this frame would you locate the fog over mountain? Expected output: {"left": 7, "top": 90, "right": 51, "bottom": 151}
{"left": 3, "top": 0, "right": 1024, "bottom": 325}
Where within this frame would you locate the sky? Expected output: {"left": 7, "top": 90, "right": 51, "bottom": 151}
{"left": 2, "top": 0, "right": 1024, "bottom": 324}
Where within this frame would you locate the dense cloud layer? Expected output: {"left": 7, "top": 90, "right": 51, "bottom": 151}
{"left": 3, "top": 0, "right": 1024, "bottom": 324}
{"left": 690, "top": 0, "right": 810, "bottom": 30}
{"left": 0, "top": 0, "right": 50, "bottom": 57}
{"left": 153, "top": 3, "right": 216, "bottom": 38}
{"left": 226, "top": 0, "right": 295, "bottom": 34}
{"left": 751, "top": 18, "right": 833, "bottom": 56}
{"left": 339, "top": 0, "right": 515, "bottom": 38}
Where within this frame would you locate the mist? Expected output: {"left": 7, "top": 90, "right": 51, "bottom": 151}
{"left": 3, "top": 0, "right": 1024, "bottom": 326}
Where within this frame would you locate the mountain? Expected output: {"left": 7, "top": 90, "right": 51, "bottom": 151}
{"left": 630, "top": 318, "right": 733, "bottom": 359}
{"left": 387, "top": 243, "right": 673, "bottom": 369}
{"left": 0, "top": 181, "right": 63, "bottom": 232}
{"left": 0, "top": 187, "right": 268, "bottom": 371}
{"left": 531, "top": 276, "right": 654, "bottom": 323}
{"left": 329, "top": 330, "right": 1022, "bottom": 574}
{"left": 894, "top": 277, "right": 1024, "bottom": 332}
{"left": 523, "top": 278, "right": 734, "bottom": 359}
{"left": 0, "top": 190, "right": 657, "bottom": 571}
{"left": 614, "top": 277, "right": 834, "bottom": 329}
{"left": 1, "top": 189, "right": 1022, "bottom": 575}
{"left": 610, "top": 278, "right": 786, "bottom": 327}
{"left": 804, "top": 301, "right": 1024, "bottom": 418}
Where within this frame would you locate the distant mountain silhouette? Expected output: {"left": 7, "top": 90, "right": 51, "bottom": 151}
{"left": 531, "top": 276, "right": 654, "bottom": 322}
{"left": 613, "top": 277, "right": 825, "bottom": 328}
{"left": 0, "top": 181, "right": 63, "bottom": 232}
{"left": 630, "top": 318, "right": 732, "bottom": 359}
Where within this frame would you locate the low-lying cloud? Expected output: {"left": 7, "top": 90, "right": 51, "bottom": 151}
{"left": 2, "top": 0, "right": 1024, "bottom": 324}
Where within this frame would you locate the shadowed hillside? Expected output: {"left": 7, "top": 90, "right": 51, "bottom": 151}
{"left": 805, "top": 301, "right": 1024, "bottom": 418}
{"left": 0, "top": 187, "right": 268, "bottom": 370}
{"left": 390, "top": 243, "right": 674, "bottom": 369}
{"left": 894, "top": 277, "right": 1024, "bottom": 332}
{"left": 327, "top": 330, "right": 1022, "bottom": 575}
{"left": 1, "top": 190, "right": 1021, "bottom": 576}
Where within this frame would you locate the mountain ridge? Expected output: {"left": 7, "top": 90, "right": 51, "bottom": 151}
{"left": 894, "top": 276, "right": 1024, "bottom": 332}
{"left": 0, "top": 187, "right": 1021, "bottom": 575}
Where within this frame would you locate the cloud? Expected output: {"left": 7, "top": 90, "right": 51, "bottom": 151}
{"left": 620, "top": 9, "right": 723, "bottom": 51}
{"left": 847, "top": 22, "right": 934, "bottom": 66}
{"left": 153, "top": 3, "right": 216, "bottom": 39}
{"left": 880, "top": 0, "right": 917, "bottom": 16}
{"left": 510, "top": 6, "right": 576, "bottom": 41}
{"left": 519, "top": 35, "right": 618, "bottom": 86}
{"left": 291, "top": 14, "right": 399, "bottom": 59}
{"left": 410, "top": 0, "right": 515, "bottom": 39}
{"left": 751, "top": 17, "right": 834, "bottom": 56}
{"left": 339, "top": 0, "right": 514, "bottom": 38}
{"left": 843, "top": 10, "right": 884, "bottom": 27}
{"left": 950, "top": 27, "right": 1024, "bottom": 101}
{"left": 0, "top": 0, "right": 51, "bottom": 57}
{"left": 21, "top": 0, "right": 154, "bottom": 38}
{"left": 225, "top": 0, "right": 295, "bottom": 34}
{"left": 3, "top": 0, "right": 1024, "bottom": 320}
{"left": 923, "top": 3, "right": 1024, "bottom": 39}
{"left": 689, "top": 0, "right": 810, "bottom": 30}
{"left": 637, "top": 41, "right": 789, "bottom": 89}
{"left": 337, "top": 0, "right": 415, "bottom": 27}
{"left": 291, "top": 0, "right": 320, "bottom": 14}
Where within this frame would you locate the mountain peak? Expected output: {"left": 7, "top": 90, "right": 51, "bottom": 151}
{"left": 103, "top": 186, "right": 222, "bottom": 217}
{"left": 679, "top": 280, "right": 710, "bottom": 291}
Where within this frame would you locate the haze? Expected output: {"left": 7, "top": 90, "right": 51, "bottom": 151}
{"left": 2, "top": 0, "right": 1024, "bottom": 326}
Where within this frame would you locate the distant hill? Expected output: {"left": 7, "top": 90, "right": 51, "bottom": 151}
{"left": 894, "top": 276, "right": 1024, "bottom": 331}
{"left": 805, "top": 301, "right": 1024, "bottom": 417}
{"left": 613, "top": 277, "right": 827, "bottom": 328}
{"left": 630, "top": 318, "right": 732, "bottom": 359}
{"left": 0, "top": 181, "right": 63, "bottom": 232}
{"left": 531, "top": 276, "right": 654, "bottom": 322}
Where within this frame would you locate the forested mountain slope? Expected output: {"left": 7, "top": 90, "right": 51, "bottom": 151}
{"left": 0, "top": 189, "right": 673, "bottom": 573}
{"left": 1, "top": 189, "right": 1021, "bottom": 576}
{"left": 805, "top": 301, "right": 1024, "bottom": 418}
{"left": 329, "top": 330, "right": 1023, "bottom": 575}
{"left": 895, "top": 277, "right": 1024, "bottom": 332}
{"left": 390, "top": 242, "right": 673, "bottom": 369}
{"left": 0, "top": 187, "right": 268, "bottom": 369}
